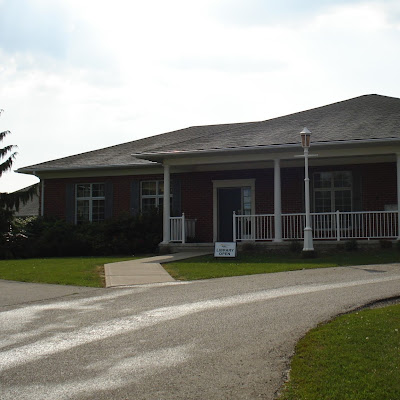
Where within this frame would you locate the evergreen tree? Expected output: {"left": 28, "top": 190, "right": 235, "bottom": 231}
{"left": 0, "top": 109, "right": 37, "bottom": 232}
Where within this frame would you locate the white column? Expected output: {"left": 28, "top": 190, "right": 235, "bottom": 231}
{"left": 397, "top": 154, "right": 400, "bottom": 239}
{"left": 273, "top": 159, "right": 282, "bottom": 242}
{"left": 162, "top": 164, "right": 170, "bottom": 244}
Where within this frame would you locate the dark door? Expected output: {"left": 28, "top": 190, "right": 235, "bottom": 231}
{"left": 218, "top": 188, "right": 242, "bottom": 241}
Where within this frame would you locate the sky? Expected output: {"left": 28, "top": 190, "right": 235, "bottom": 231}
{"left": 1, "top": 0, "right": 400, "bottom": 192}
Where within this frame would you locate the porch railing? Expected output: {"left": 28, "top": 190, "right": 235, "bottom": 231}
{"left": 234, "top": 211, "right": 398, "bottom": 241}
{"left": 169, "top": 213, "right": 197, "bottom": 243}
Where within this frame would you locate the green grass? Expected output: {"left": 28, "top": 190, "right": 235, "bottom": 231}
{"left": 279, "top": 303, "right": 400, "bottom": 400}
{"left": 0, "top": 257, "right": 140, "bottom": 287}
{"left": 163, "top": 249, "right": 400, "bottom": 280}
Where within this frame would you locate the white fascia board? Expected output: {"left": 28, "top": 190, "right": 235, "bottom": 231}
{"left": 154, "top": 143, "right": 400, "bottom": 167}
{"left": 19, "top": 165, "right": 163, "bottom": 180}
{"left": 134, "top": 138, "right": 400, "bottom": 164}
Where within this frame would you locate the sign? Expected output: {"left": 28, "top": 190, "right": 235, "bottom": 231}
{"left": 214, "top": 242, "right": 237, "bottom": 258}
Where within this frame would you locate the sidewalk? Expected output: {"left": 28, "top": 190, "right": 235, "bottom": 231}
{"left": 104, "top": 251, "right": 212, "bottom": 287}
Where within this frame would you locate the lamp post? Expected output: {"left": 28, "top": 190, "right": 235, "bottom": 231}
{"left": 300, "top": 127, "right": 314, "bottom": 252}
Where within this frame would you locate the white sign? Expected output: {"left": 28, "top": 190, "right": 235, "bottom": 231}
{"left": 214, "top": 242, "right": 237, "bottom": 258}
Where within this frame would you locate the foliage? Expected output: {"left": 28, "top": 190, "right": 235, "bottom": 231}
{"left": 379, "top": 239, "right": 393, "bottom": 249}
{"left": 288, "top": 240, "right": 302, "bottom": 253}
{"left": 0, "top": 211, "right": 163, "bottom": 259}
{"left": 279, "top": 304, "right": 400, "bottom": 400}
{"left": 344, "top": 238, "right": 358, "bottom": 251}
{"left": 0, "top": 109, "right": 37, "bottom": 234}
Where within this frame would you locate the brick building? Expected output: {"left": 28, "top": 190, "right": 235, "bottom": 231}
{"left": 17, "top": 94, "right": 400, "bottom": 245}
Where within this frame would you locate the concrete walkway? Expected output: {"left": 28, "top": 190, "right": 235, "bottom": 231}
{"left": 104, "top": 251, "right": 212, "bottom": 287}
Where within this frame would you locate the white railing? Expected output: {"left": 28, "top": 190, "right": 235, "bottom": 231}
{"left": 169, "top": 214, "right": 197, "bottom": 243}
{"left": 233, "top": 213, "right": 274, "bottom": 241}
{"left": 234, "top": 211, "right": 398, "bottom": 241}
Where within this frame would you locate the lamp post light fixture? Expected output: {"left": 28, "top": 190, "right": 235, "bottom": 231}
{"left": 300, "top": 127, "right": 314, "bottom": 252}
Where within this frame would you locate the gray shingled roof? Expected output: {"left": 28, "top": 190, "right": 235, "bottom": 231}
{"left": 18, "top": 94, "right": 400, "bottom": 172}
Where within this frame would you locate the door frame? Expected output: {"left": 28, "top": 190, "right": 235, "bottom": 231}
{"left": 212, "top": 179, "right": 256, "bottom": 243}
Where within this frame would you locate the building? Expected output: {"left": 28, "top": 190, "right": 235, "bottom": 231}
{"left": 17, "top": 94, "right": 400, "bottom": 246}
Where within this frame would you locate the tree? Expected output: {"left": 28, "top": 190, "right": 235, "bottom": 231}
{"left": 0, "top": 109, "right": 37, "bottom": 232}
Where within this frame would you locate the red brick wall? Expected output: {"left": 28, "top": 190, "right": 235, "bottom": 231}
{"left": 42, "top": 162, "right": 397, "bottom": 242}
{"left": 43, "top": 174, "right": 164, "bottom": 220}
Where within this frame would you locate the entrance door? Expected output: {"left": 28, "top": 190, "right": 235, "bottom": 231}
{"left": 218, "top": 188, "right": 242, "bottom": 242}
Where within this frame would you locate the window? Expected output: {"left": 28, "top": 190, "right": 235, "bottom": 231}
{"left": 242, "top": 187, "right": 252, "bottom": 215}
{"left": 140, "top": 180, "right": 172, "bottom": 212}
{"left": 313, "top": 171, "right": 352, "bottom": 212}
{"left": 76, "top": 183, "right": 105, "bottom": 223}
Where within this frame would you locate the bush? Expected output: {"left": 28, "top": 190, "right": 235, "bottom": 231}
{"left": 0, "top": 211, "right": 163, "bottom": 259}
{"left": 241, "top": 242, "right": 256, "bottom": 253}
{"left": 344, "top": 239, "right": 358, "bottom": 251}
{"left": 379, "top": 239, "right": 393, "bottom": 249}
{"left": 301, "top": 250, "right": 317, "bottom": 259}
{"left": 289, "top": 240, "right": 302, "bottom": 253}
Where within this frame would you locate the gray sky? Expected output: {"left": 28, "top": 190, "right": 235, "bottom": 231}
{"left": 1, "top": 0, "right": 400, "bottom": 192}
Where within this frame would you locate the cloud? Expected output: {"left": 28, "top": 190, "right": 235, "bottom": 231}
{"left": 209, "top": 0, "right": 362, "bottom": 26}
{"left": 0, "top": 0, "right": 70, "bottom": 58}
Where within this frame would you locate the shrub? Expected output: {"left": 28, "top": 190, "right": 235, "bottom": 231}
{"left": 379, "top": 239, "right": 393, "bottom": 249}
{"left": 301, "top": 250, "right": 317, "bottom": 259}
{"left": 344, "top": 239, "right": 358, "bottom": 251}
{"left": 289, "top": 240, "right": 302, "bottom": 253}
{"left": 1, "top": 211, "right": 163, "bottom": 259}
{"left": 241, "top": 242, "right": 256, "bottom": 253}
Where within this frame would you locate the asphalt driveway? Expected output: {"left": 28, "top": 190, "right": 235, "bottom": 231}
{"left": 1, "top": 264, "right": 400, "bottom": 399}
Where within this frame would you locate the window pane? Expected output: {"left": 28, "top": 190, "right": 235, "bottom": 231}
{"left": 333, "top": 172, "right": 351, "bottom": 188}
{"left": 92, "top": 183, "right": 105, "bottom": 197}
{"left": 77, "top": 200, "right": 90, "bottom": 223}
{"left": 142, "top": 182, "right": 157, "bottom": 196}
{"left": 242, "top": 187, "right": 251, "bottom": 215}
{"left": 315, "top": 191, "right": 331, "bottom": 212}
{"left": 314, "top": 172, "right": 331, "bottom": 189}
{"left": 142, "top": 198, "right": 157, "bottom": 210}
{"left": 158, "top": 181, "right": 164, "bottom": 195}
{"left": 334, "top": 190, "right": 352, "bottom": 212}
{"left": 92, "top": 200, "right": 105, "bottom": 222}
{"left": 77, "top": 184, "right": 90, "bottom": 198}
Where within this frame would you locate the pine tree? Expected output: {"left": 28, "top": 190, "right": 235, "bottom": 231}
{"left": 0, "top": 109, "right": 37, "bottom": 232}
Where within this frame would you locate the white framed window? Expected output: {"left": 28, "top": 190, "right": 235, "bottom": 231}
{"left": 313, "top": 171, "right": 352, "bottom": 212}
{"left": 140, "top": 180, "right": 172, "bottom": 212}
{"left": 76, "top": 183, "right": 105, "bottom": 223}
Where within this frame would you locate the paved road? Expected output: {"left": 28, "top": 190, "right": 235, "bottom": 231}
{"left": 1, "top": 264, "right": 400, "bottom": 400}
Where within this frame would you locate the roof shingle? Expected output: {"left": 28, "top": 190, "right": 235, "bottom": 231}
{"left": 18, "top": 94, "right": 400, "bottom": 172}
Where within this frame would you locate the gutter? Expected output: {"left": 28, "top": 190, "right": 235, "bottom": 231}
{"left": 16, "top": 161, "right": 160, "bottom": 175}
{"left": 132, "top": 137, "right": 400, "bottom": 160}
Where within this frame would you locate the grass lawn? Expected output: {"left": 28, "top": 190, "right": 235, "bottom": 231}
{"left": 0, "top": 257, "right": 140, "bottom": 287}
{"left": 279, "top": 303, "right": 400, "bottom": 400}
{"left": 163, "top": 249, "right": 400, "bottom": 280}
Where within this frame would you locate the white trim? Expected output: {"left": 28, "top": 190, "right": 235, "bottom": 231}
{"left": 133, "top": 138, "right": 400, "bottom": 160}
{"left": 162, "top": 165, "right": 170, "bottom": 244}
{"left": 212, "top": 179, "right": 256, "bottom": 242}
{"left": 397, "top": 154, "right": 400, "bottom": 239}
{"left": 75, "top": 183, "right": 106, "bottom": 223}
{"left": 274, "top": 159, "right": 282, "bottom": 242}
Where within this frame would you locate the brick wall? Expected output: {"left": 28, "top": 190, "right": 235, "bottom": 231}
{"left": 42, "top": 162, "right": 397, "bottom": 242}
{"left": 43, "top": 174, "right": 164, "bottom": 220}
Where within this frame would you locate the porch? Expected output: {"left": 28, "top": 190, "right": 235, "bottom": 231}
{"left": 159, "top": 147, "right": 400, "bottom": 247}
